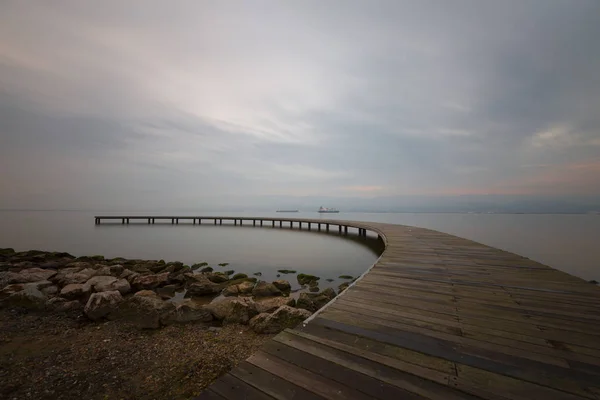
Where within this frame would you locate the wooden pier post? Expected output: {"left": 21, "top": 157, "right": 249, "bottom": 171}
{"left": 318, "top": 223, "right": 321, "bottom": 231}
{"left": 214, "top": 219, "right": 217, "bottom": 225}
{"left": 152, "top": 218, "right": 155, "bottom": 224}
{"left": 338, "top": 225, "right": 342, "bottom": 234}
{"left": 176, "top": 218, "right": 178, "bottom": 224}
{"left": 326, "top": 224, "right": 330, "bottom": 232}
{"left": 272, "top": 220, "right": 275, "bottom": 227}
{"left": 219, "top": 219, "right": 222, "bottom": 225}
{"left": 279, "top": 221, "right": 282, "bottom": 228}
{"left": 253, "top": 220, "right": 256, "bottom": 227}
{"left": 234, "top": 219, "right": 237, "bottom": 226}
{"left": 299, "top": 222, "right": 302, "bottom": 229}
{"left": 260, "top": 220, "right": 263, "bottom": 227}
{"left": 344, "top": 226, "right": 348, "bottom": 235}
{"left": 308, "top": 222, "right": 311, "bottom": 230}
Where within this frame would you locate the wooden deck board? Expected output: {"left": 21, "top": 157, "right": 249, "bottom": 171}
{"left": 113, "top": 217, "right": 600, "bottom": 400}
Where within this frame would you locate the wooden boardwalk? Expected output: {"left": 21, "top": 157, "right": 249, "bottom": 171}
{"left": 96, "top": 217, "right": 600, "bottom": 399}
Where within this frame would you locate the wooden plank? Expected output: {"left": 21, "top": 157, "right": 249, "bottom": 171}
{"left": 310, "top": 317, "right": 598, "bottom": 397}
{"left": 452, "top": 364, "right": 591, "bottom": 400}
{"left": 229, "top": 362, "right": 324, "bottom": 400}
{"left": 210, "top": 373, "right": 275, "bottom": 400}
{"left": 194, "top": 389, "right": 227, "bottom": 399}
{"left": 297, "top": 323, "right": 456, "bottom": 376}
{"left": 262, "top": 338, "right": 423, "bottom": 400}
{"left": 247, "top": 350, "right": 373, "bottom": 400}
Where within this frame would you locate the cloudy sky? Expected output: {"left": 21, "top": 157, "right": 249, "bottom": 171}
{"left": 1, "top": 1, "right": 599, "bottom": 210}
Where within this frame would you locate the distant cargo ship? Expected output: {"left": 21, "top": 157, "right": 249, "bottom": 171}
{"left": 318, "top": 206, "right": 339, "bottom": 213}
{"left": 276, "top": 210, "right": 299, "bottom": 213}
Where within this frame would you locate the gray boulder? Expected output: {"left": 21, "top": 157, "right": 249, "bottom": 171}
{"left": 119, "top": 269, "right": 140, "bottom": 283}
{"left": 206, "top": 297, "right": 257, "bottom": 324}
{"left": 53, "top": 267, "right": 97, "bottom": 286}
{"left": 222, "top": 285, "right": 239, "bottom": 297}
{"left": 84, "top": 291, "right": 124, "bottom": 320}
{"left": 111, "top": 290, "right": 176, "bottom": 329}
{"left": 60, "top": 283, "right": 92, "bottom": 300}
{"left": 206, "top": 272, "right": 229, "bottom": 284}
{"left": 296, "top": 288, "right": 336, "bottom": 312}
{"left": 86, "top": 276, "right": 117, "bottom": 291}
{"left": 109, "top": 264, "right": 125, "bottom": 276}
{"left": 252, "top": 281, "right": 282, "bottom": 297}
{"left": 255, "top": 296, "right": 295, "bottom": 314}
{"left": 250, "top": 306, "right": 311, "bottom": 334}
{"left": 41, "top": 285, "right": 59, "bottom": 296}
{"left": 132, "top": 272, "right": 169, "bottom": 290}
{"left": 238, "top": 281, "right": 255, "bottom": 294}
{"left": 46, "top": 297, "right": 81, "bottom": 312}
{"left": 163, "top": 300, "right": 213, "bottom": 324}
{"left": 2, "top": 286, "right": 47, "bottom": 310}
{"left": 186, "top": 276, "right": 221, "bottom": 296}
{"left": 8, "top": 267, "right": 57, "bottom": 284}
{"left": 272, "top": 280, "right": 291, "bottom": 292}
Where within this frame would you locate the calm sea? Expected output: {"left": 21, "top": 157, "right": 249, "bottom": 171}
{"left": 1, "top": 211, "right": 598, "bottom": 289}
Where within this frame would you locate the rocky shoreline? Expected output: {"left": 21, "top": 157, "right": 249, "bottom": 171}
{"left": 0, "top": 248, "right": 348, "bottom": 333}
{"left": 0, "top": 248, "right": 354, "bottom": 399}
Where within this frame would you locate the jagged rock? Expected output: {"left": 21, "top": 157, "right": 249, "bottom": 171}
{"left": 1, "top": 286, "right": 47, "bottom": 310}
{"left": 206, "top": 297, "right": 257, "bottom": 324}
{"left": 65, "top": 261, "right": 93, "bottom": 270}
{"left": 111, "top": 290, "right": 176, "bottom": 329}
{"left": 272, "top": 280, "right": 291, "bottom": 292}
{"left": 231, "top": 273, "right": 248, "bottom": 280}
{"left": 119, "top": 269, "right": 139, "bottom": 283}
{"left": 132, "top": 272, "right": 169, "bottom": 290}
{"left": 320, "top": 288, "right": 336, "bottom": 299}
{"left": 252, "top": 281, "right": 282, "bottom": 297}
{"left": 84, "top": 291, "right": 123, "bottom": 320}
{"left": 109, "top": 264, "right": 124, "bottom": 276}
{"left": 186, "top": 277, "right": 221, "bottom": 296}
{"left": 52, "top": 267, "right": 97, "bottom": 286}
{"left": 156, "top": 284, "right": 179, "bottom": 299}
{"left": 255, "top": 297, "right": 295, "bottom": 313}
{"left": 183, "top": 273, "right": 205, "bottom": 284}
{"left": 60, "top": 283, "right": 91, "bottom": 300}
{"left": 222, "top": 285, "right": 239, "bottom": 297}
{"left": 108, "top": 258, "right": 127, "bottom": 265}
{"left": 238, "top": 281, "right": 255, "bottom": 294}
{"left": 41, "top": 285, "right": 59, "bottom": 296}
{"left": 338, "top": 282, "right": 350, "bottom": 293}
{"left": 250, "top": 306, "right": 311, "bottom": 334}
{"left": 46, "top": 297, "right": 81, "bottom": 312}
{"left": 200, "top": 266, "right": 213, "bottom": 273}
{"left": 163, "top": 300, "right": 213, "bottom": 324}
{"left": 206, "top": 272, "right": 229, "bottom": 284}
{"left": 129, "top": 264, "right": 153, "bottom": 274}
{"left": 297, "top": 273, "right": 320, "bottom": 286}
{"left": 8, "top": 268, "right": 57, "bottom": 284}
{"left": 86, "top": 276, "right": 117, "bottom": 291}
{"left": 110, "top": 279, "right": 131, "bottom": 295}
{"left": 93, "top": 265, "right": 113, "bottom": 276}
{"left": 0, "top": 284, "right": 25, "bottom": 300}
{"left": 296, "top": 288, "right": 336, "bottom": 312}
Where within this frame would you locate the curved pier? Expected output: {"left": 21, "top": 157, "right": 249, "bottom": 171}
{"left": 95, "top": 216, "right": 600, "bottom": 399}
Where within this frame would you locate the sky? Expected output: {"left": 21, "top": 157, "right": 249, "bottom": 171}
{"left": 1, "top": 1, "right": 600, "bottom": 211}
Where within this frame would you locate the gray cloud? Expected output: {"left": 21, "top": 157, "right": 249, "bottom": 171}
{"left": 1, "top": 0, "right": 599, "bottom": 210}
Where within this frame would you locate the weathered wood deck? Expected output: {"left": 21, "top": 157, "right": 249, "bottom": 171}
{"left": 96, "top": 216, "right": 600, "bottom": 399}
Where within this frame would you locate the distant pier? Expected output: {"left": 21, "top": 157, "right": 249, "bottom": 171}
{"left": 94, "top": 215, "right": 600, "bottom": 399}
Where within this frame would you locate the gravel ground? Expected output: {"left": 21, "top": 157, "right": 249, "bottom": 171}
{"left": 0, "top": 308, "right": 272, "bottom": 399}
